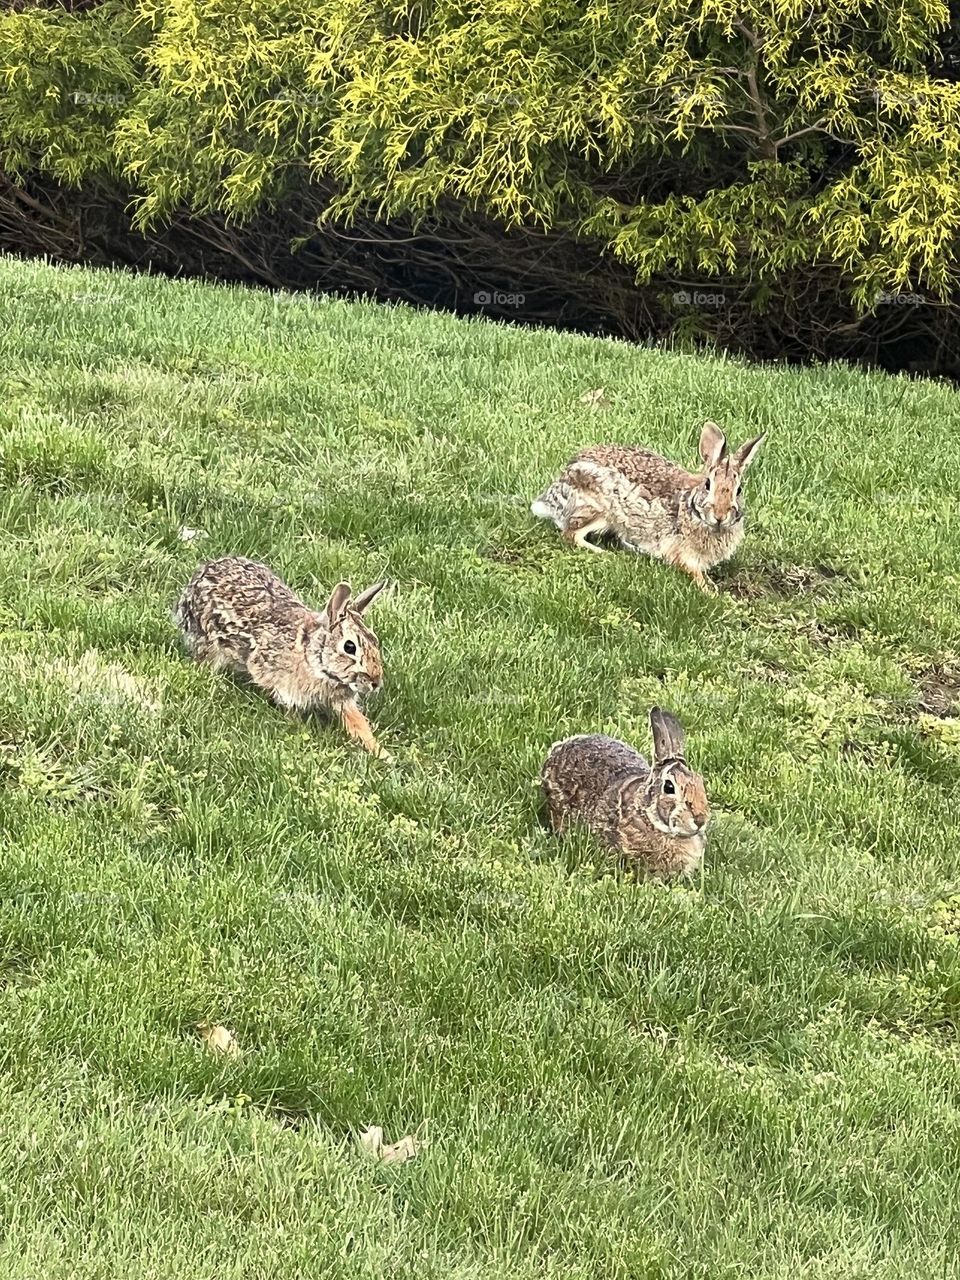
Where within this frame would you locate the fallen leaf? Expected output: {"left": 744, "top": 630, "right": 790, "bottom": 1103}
{"left": 381, "top": 1134, "right": 419, "bottom": 1164}
{"left": 197, "top": 1022, "right": 240, "bottom": 1057}
{"left": 178, "top": 526, "right": 204, "bottom": 542}
{"left": 580, "top": 387, "right": 610, "bottom": 407}
{"left": 358, "top": 1124, "right": 419, "bottom": 1164}
{"left": 359, "top": 1124, "right": 384, "bottom": 1156}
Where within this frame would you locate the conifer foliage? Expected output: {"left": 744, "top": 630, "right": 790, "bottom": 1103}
{"left": 0, "top": 0, "right": 957, "bottom": 367}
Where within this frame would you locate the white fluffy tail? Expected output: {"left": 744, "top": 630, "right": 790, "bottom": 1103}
{"left": 530, "top": 483, "right": 571, "bottom": 528}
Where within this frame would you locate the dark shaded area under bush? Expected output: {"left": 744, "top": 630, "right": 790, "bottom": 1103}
{"left": 1, "top": 171, "right": 956, "bottom": 380}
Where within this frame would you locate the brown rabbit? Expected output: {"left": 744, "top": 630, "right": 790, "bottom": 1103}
{"left": 531, "top": 421, "right": 765, "bottom": 592}
{"left": 175, "top": 556, "right": 390, "bottom": 758}
{"left": 540, "top": 708, "right": 709, "bottom": 877}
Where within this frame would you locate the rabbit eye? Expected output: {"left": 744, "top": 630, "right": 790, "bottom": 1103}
{"left": 704, "top": 477, "right": 711, "bottom": 492}
{"left": 343, "top": 640, "right": 357, "bottom": 656}
{"left": 663, "top": 779, "right": 676, "bottom": 795}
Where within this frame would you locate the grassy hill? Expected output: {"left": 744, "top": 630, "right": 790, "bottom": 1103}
{"left": 1, "top": 257, "right": 960, "bottom": 1279}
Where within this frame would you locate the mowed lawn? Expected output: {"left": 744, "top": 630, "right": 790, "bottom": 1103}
{"left": 2, "top": 256, "right": 960, "bottom": 1279}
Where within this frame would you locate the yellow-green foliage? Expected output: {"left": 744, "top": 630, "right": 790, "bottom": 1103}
{"left": 1, "top": 0, "right": 958, "bottom": 307}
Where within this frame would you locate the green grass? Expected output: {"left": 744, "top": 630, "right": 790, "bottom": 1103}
{"left": 2, "top": 256, "right": 960, "bottom": 1279}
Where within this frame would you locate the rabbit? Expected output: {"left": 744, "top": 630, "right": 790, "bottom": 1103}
{"left": 540, "top": 707, "right": 709, "bottom": 878}
{"left": 175, "top": 556, "right": 390, "bottom": 758}
{"left": 531, "top": 421, "right": 765, "bottom": 592}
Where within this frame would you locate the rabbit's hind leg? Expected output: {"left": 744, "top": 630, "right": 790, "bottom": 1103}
{"left": 563, "top": 514, "right": 610, "bottom": 553}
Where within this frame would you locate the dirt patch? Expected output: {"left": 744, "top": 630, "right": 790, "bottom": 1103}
{"left": 480, "top": 545, "right": 523, "bottom": 565}
{"left": 881, "top": 728, "right": 960, "bottom": 786}
{"left": 840, "top": 739, "right": 887, "bottom": 767}
{"left": 865, "top": 1013, "right": 959, "bottom": 1046}
{"left": 720, "top": 561, "right": 850, "bottom": 600}
{"left": 268, "top": 1106, "right": 314, "bottom": 1133}
{"left": 478, "top": 544, "right": 546, "bottom": 571}
{"left": 756, "top": 659, "right": 791, "bottom": 683}
{"left": 0, "top": 953, "right": 40, "bottom": 992}
{"left": 799, "top": 617, "right": 864, "bottom": 650}
{"left": 916, "top": 665, "right": 960, "bottom": 718}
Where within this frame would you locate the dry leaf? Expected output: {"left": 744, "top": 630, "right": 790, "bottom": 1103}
{"left": 359, "top": 1124, "right": 384, "bottom": 1156}
{"left": 358, "top": 1124, "right": 419, "bottom": 1164}
{"left": 579, "top": 387, "right": 610, "bottom": 407}
{"left": 178, "top": 526, "right": 204, "bottom": 542}
{"left": 380, "top": 1134, "right": 419, "bottom": 1164}
{"left": 197, "top": 1022, "right": 240, "bottom": 1057}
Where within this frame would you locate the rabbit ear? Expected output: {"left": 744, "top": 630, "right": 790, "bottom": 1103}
{"left": 699, "top": 421, "right": 728, "bottom": 467}
{"left": 351, "top": 580, "right": 388, "bottom": 615}
{"left": 324, "top": 581, "right": 352, "bottom": 621}
{"left": 649, "top": 706, "right": 686, "bottom": 762}
{"left": 732, "top": 433, "right": 766, "bottom": 472}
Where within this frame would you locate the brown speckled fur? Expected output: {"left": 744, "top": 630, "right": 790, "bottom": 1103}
{"left": 175, "top": 557, "right": 390, "bottom": 758}
{"left": 540, "top": 710, "right": 709, "bottom": 878}
{"left": 531, "top": 422, "right": 765, "bottom": 592}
